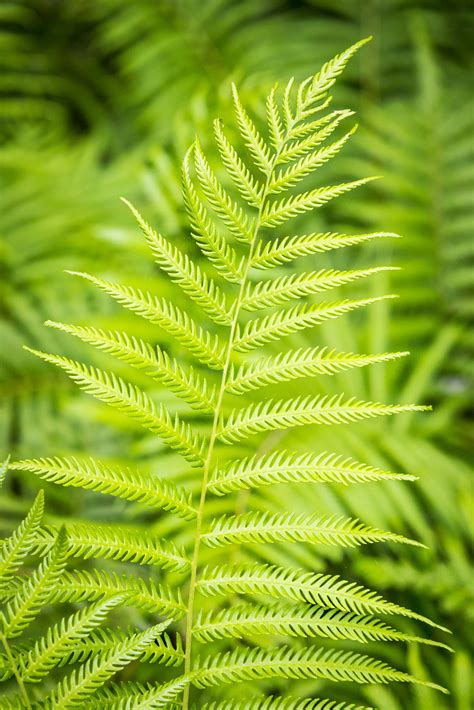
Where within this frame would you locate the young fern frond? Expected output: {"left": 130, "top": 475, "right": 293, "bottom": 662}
{"left": 15, "top": 39, "right": 448, "bottom": 707}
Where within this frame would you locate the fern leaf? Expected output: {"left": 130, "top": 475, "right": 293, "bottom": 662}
{"left": 44, "top": 622, "right": 170, "bottom": 708}
{"left": 11, "top": 456, "right": 196, "bottom": 520}
{"left": 197, "top": 563, "right": 447, "bottom": 631}
{"left": 251, "top": 232, "right": 400, "bottom": 270}
{"left": 207, "top": 450, "right": 414, "bottom": 496}
{"left": 269, "top": 125, "right": 358, "bottom": 194}
{"left": 1, "top": 528, "right": 68, "bottom": 639}
{"left": 194, "top": 602, "right": 450, "bottom": 650}
{"left": 214, "top": 118, "right": 264, "bottom": 207}
{"left": 25, "top": 349, "right": 205, "bottom": 465}
{"left": 300, "top": 37, "right": 372, "bottom": 114}
{"left": 194, "top": 644, "right": 447, "bottom": 691}
{"left": 266, "top": 85, "right": 284, "bottom": 150}
{"left": 199, "top": 698, "right": 372, "bottom": 710}
{"left": 30, "top": 523, "right": 189, "bottom": 571}
{"left": 89, "top": 676, "right": 191, "bottom": 709}
{"left": 68, "top": 271, "right": 226, "bottom": 369}
{"left": 202, "top": 512, "right": 421, "bottom": 549}
{"left": 261, "top": 178, "right": 377, "bottom": 228}
{"left": 219, "top": 394, "right": 428, "bottom": 443}
{"left": 19, "top": 596, "right": 123, "bottom": 682}
{"left": 41, "top": 569, "right": 186, "bottom": 618}
{"left": 234, "top": 296, "right": 396, "bottom": 351}
{"left": 123, "top": 199, "right": 232, "bottom": 325}
{"left": 193, "top": 140, "right": 253, "bottom": 244}
{"left": 45, "top": 320, "right": 217, "bottom": 412}
{"left": 240, "top": 267, "right": 397, "bottom": 312}
{"left": 182, "top": 150, "right": 244, "bottom": 282}
{"left": 0, "top": 490, "right": 44, "bottom": 587}
{"left": 58, "top": 628, "right": 184, "bottom": 669}
{"left": 278, "top": 109, "right": 354, "bottom": 164}
{"left": 232, "top": 83, "right": 272, "bottom": 174}
{"left": 226, "top": 348, "right": 408, "bottom": 394}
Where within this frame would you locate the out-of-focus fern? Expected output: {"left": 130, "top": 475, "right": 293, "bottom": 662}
{"left": 7, "top": 41, "right": 451, "bottom": 707}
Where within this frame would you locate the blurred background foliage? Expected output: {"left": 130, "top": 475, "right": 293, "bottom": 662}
{"left": 0, "top": 1, "right": 472, "bottom": 707}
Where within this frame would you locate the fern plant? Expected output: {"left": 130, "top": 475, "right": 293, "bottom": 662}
{"left": 7, "top": 40, "right": 450, "bottom": 707}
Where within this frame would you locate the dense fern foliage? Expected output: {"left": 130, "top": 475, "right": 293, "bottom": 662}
{"left": 1, "top": 41, "right": 454, "bottom": 707}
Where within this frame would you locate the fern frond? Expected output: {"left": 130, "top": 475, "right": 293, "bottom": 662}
{"left": 240, "top": 267, "right": 397, "bottom": 312}
{"left": 44, "top": 621, "right": 170, "bottom": 708}
{"left": 268, "top": 125, "right": 358, "bottom": 194}
{"left": 226, "top": 348, "right": 408, "bottom": 394}
{"left": 203, "top": 513, "right": 421, "bottom": 549}
{"left": 41, "top": 569, "right": 186, "bottom": 618}
{"left": 67, "top": 271, "right": 226, "bottom": 369}
{"left": 197, "top": 563, "right": 446, "bottom": 631}
{"left": 298, "top": 37, "right": 372, "bottom": 116}
{"left": 219, "top": 394, "right": 428, "bottom": 443}
{"left": 194, "top": 602, "right": 450, "bottom": 649}
{"left": 30, "top": 523, "right": 189, "bottom": 571}
{"left": 194, "top": 644, "right": 446, "bottom": 691}
{"left": 123, "top": 199, "right": 232, "bottom": 325}
{"left": 59, "top": 628, "right": 184, "bottom": 669}
{"left": 232, "top": 83, "right": 272, "bottom": 174}
{"left": 0, "top": 491, "right": 44, "bottom": 588}
{"left": 1, "top": 528, "right": 68, "bottom": 639}
{"left": 214, "top": 118, "right": 264, "bottom": 207}
{"left": 25, "top": 349, "right": 205, "bottom": 465}
{"left": 261, "top": 178, "right": 377, "bottom": 228}
{"left": 45, "top": 320, "right": 217, "bottom": 412}
{"left": 234, "top": 296, "right": 396, "bottom": 351}
{"left": 266, "top": 85, "right": 284, "bottom": 150}
{"left": 19, "top": 596, "right": 123, "bottom": 682}
{"left": 89, "top": 676, "right": 192, "bottom": 709}
{"left": 278, "top": 109, "right": 354, "bottom": 164}
{"left": 200, "top": 698, "right": 371, "bottom": 710}
{"left": 11, "top": 456, "right": 195, "bottom": 519}
{"left": 208, "top": 450, "right": 414, "bottom": 496}
{"left": 183, "top": 150, "right": 244, "bottom": 282}
{"left": 251, "top": 232, "right": 400, "bottom": 270}
{"left": 193, "top": 140, "right": 253, "bottom": 244}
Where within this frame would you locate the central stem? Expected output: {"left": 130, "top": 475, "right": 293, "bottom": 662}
{"left": 181, "top": 116, "right": 299, "bottom": 704}
{"left": 181, "top": 176, "right": 275, "bottom": 710}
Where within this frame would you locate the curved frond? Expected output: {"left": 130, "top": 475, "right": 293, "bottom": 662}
{"left": 11, "top": 456, "right": 196, "bottom": 520}
{"left": 197, "top": 563, "right": 446, "bottom": 631}
{"left": 123, "top": 199, "right": 232, "bottom": 325}
{"left": 67, "top": 271, "right": 226, "bottom": 369}
{"left": 1, "top": 528, "right": 68, "bottom": 639}
{"left": 227, "top": 348, "right": 408, "bottom": 394}
{"left": 234, "top": 296, "right": 396, "bottom": 351}
{"left": 194, "top": 602, "right": 450, "bottom": 649}
{"left": 208, "top": 450, "right": 414, "bottom": 496}
{"left": 44, "top": 621, "right": 170, "bottom": 709}
{"left": 194, "top": 644, "right": 446, "bottom": 691}
{"left": 203, "top": 512, "right": 421, "bottom": 549}
{"left": 45, "top": 320, "right": 217, "bottom": 412}
{"left": 241, "top": 267, "right": 397, "bottom": 312}
{"left": 25, "top": 349, "right": 205, "bottom": 465}
{"left": 219, "top": 394, "right": 428, "bottom": 443}
{"left": 0, "top": 491, "right": 44, "bottom": 587}
{"left": 30, "top": 523, "right": 189, "bottom": 571}
{"left": 251, "top": 232, "right": 400, "bottom": 270}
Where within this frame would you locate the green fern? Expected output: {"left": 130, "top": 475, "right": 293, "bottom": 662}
{"left": 8, "top": 40, "right": 449, "bottom": 707}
